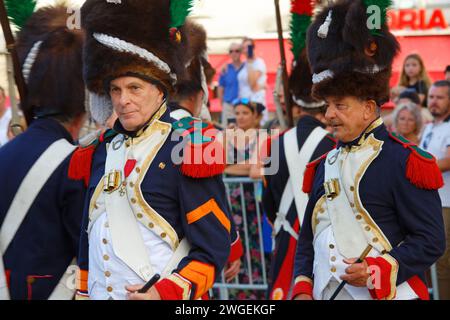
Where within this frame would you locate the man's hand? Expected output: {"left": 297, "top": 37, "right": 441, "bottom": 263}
{"left": 294, "top": 294, "right": 313, "bottom": 300}
{"left": 126, "top": 284, "right": 161, "bottom": 300}
{"left": 224, "top": 259, "right": 241, "bottom": 283}
{"left": 340, "top": 258, "right": 370, "bottom": 287}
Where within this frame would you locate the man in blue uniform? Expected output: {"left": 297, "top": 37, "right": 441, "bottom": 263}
{"left": 72, "top": 0, "right": 231, "bottom": 300}
{"left": 263, "top": 0, "right": 335, "bottom": 300}
{"left": 168, "top": 20, "right": 243, "bottom": 283}
{"left": 0, "top": 6, "right": 86, "bottom": 300}
{"left": 292, "top": 0, "right": 445, "bottom": 300}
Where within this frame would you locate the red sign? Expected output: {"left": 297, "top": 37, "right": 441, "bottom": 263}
{"left": 388, "top": 9, "right": 448, "bottom": 30}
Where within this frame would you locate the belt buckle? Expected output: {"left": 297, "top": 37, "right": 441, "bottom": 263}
{"left": 324, "top": 179, "right": 340, "bottom": 200}
{"left": 103, "top": 170, "right": 122, "bottom": 193}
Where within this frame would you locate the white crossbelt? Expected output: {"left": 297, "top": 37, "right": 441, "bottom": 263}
{"left": 104, "top": 135, "right": 155, "bottom": 282}
{"left": 0, "top": 139, "right": 77, "bottom": 300}
{"left": 274, "top": 127, "right": 328, "bottom": 240}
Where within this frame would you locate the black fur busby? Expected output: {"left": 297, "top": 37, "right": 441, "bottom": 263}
{"left": 289, "top": 0, "right": 325, "bottom": 109}
{"left": 289, "top": 49, "right": 325, "bottom": 109}
{"left": 81, "top": 0, "right": 194, "bottom": 124}
{"left": 307, "top": 0, "right": 400, "bottom": 105}
{"left": 173, "top": 20, "right": 215, "bottom": 101}
{"left": 15, "top": 5, "right": 85, "bottom": 123}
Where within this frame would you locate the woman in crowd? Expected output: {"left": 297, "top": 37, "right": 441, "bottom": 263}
{"left": 398, "top": 53, "right": 432, "bottom": 107}
{"left": 224, "top": 98, "right": 269, "bottom": 299}
{"left": 393, "top": 102, "right": 423, "bottom": 145}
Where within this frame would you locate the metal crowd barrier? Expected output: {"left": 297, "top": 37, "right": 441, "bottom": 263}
{"left": 212, "top": 176, "right": 269, "bottom": 300}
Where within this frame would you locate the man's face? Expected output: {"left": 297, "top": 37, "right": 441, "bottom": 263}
{"left": 428, "top": 85, "right": 450, "bottom": 120}
{"left": 325, "top": 96, "right": 372, "bottom": 143}
{"left": 229, "top": 44, "right": 242, "bottom": 63}
{"left": 110, "top": 76, "right": 164, "bottom": 132}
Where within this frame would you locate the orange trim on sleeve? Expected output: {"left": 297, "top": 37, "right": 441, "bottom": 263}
{"left": 179, "top": 261, "right": 215, "bottom": 300}
{"left": 76, "top": 269, "right": 89, "bottom": 292}
{"left": 186, "top": 199, "right": 231, "bottom": 233}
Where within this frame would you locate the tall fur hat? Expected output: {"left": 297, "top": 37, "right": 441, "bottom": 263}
{"left": 13, "top": 4, "right": 85, "bottom": 123}
{"left": 173, "top": 19, "right": 215, "bottom": 102}
{"left": 81, "top": 0, "right": 194, "bottom": 125}
{"left": 307, "top": 0, "right": 400, "bottom": 105}
{"left": 289, "top": 0, "right": 325, "bottom": 109}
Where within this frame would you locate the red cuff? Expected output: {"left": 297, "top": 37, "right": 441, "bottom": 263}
{"left": 365, "top": 255, "right": 398, "bottom": 300}
{"left": 291, "top": 276, "right": 313, "bottom": 299}
{"left": 154, "top": 274, "right": 192, "bottom": 300}
{"left": 228, "top": 234, "right": 244, "bottom": 262}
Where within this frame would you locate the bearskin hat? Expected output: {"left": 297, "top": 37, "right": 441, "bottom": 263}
{"left": 307, "top": 0, "right": 400, "bottom": 105}
{"left": 14, "top": 5, "right": 85, "bottom": 123}
{"left": 81, "top": 0, "right": 194, "bottom": 124}
{"left": 289, "top": 0, "right": 325, "bottom": 109}
{"left": 173, "top": 19, "right": 215, "bottom": 102}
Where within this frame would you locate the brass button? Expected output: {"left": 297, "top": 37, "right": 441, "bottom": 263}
{"left": 137, "top": 213, "right": 143, "bottom": 219}
{"left": 159, "top": 162, "right": 166, "bottom": 170}
{"left": 129, "top": 182, "right": 135, "bottom": 188}
{"left": 365, "top": 226, "right": 371, "bottom": 232}
{"left": 350, "top": 203, "right": 355, "bottom": 208}
{"left": 381, "top": 250, "right": 387, "bottom": 255}
{"left": 131, "top": 198, "right": 137, "bottom": 204}
{"left": 331, "top": 256, "right": 336, "bottom": 262}
{"left": 125, "top": 141, "right": 131, "bottom": 148}
{"left": 372, "top": 237, "right": 379, "bottom": 243}
{"left": 350, "top": 186, "right": 355, "bottom": 192}
{"left": 103, "top": 255, "right": 110, "bottom": 261}
{"left": 319, "top": 208, "right": 325, "bottom": 214}
{"left": 356, "top": 215, "right": 362, "bottom": 220}
{"left": 329, "top": 244, "right": 335, "bottom": 249}
{"left": 94, "top": 203, "right": 99, "bottom": 209}
{"left": 160, "top": 232, "right": 167, "bottom": 238}
{"left": 135, "top": 167, "right": 141, "bottom": 173}
{"left": 102, "top": 238, "right": 108, "bottom": 245}
{"left": 107, "top": 286, "right": 113, "bottom": 292}
{"left": 148, "top": 222, "right": 154, "bottom": 228}
{"left": 330, "top": 267, "right": 336, "bottom": 273}
{"left": 105, "top": 271, "right": 111, "bottom": 277}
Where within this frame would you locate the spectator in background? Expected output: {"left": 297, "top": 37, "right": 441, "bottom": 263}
{"left": 225, "top": 98, "right": 269, "bottom": 300}
{"left": 0, "top": 86, "right": 11, "bottom": 147}
{"left": 420, "top": 80, "right": 450, "bottom": 300}
{"left": 398, "top": 53, "right": 432, "bottom": 107}
{"left": 398, "top": 89, "right": 433, "bottom": 127}
{"left": 445, "top": 65, "right": 450, "bottom": 82}
{"left": 218, "top": 43, "right": 244, "bottom": 126}
{"left": 238, "top": 38, "right": 268, "bottom": 124}
{"left": 392, "top": 102, "right": 423, "bottom": 145}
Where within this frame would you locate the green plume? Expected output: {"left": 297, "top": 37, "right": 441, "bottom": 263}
{"left": 362, "top": 0, "right": 392, "bottom": 26}
{"left": 170, "top": 0, "right": 195, "bottom": 29}
{"left": 5, "top": 0, "right": 37, "bottom": 30}
{"left": 290, "top": 13, "right": 311, "bottom": 60}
